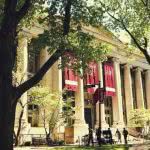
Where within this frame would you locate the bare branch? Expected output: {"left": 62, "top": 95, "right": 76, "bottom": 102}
{"left": 16, "top": 0, "right": 31, "bottom": 22}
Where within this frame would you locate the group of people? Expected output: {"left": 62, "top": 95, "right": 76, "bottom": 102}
{"left": 115, "top": 128, "right": 128, "bottom": 144}
{"left": 87, "top": 127, "right": 128, "bottom": 146}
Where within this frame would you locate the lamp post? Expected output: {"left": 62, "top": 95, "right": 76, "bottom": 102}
{"left": 85, "top": 80, "right": 105, "bottom": 146}
{"left": 98, "top": 81, "right": 102, "bottom": 146}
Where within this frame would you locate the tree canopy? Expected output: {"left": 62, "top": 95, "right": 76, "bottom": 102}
{"left": 93, "top": 0, "right": 150, "bottom": 64}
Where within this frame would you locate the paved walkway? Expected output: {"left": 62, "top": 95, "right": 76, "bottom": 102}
{"left": 14, "top": 144, "right": 150, "bottom": 150}
{"left": 129, "top": 144, "right": 150, "bottom": 150}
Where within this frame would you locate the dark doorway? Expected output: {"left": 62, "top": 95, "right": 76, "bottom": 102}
{"left": 84, "top": 108, "right": 92, "bottom": 128}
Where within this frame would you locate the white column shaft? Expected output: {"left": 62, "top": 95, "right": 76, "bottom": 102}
{"left": 74, "top": 78, "right": 86, "bottom": 124}
{"left": 95, "top": 62, "right": 108, "bottom": 128}
{"left": 145, "top": 70, "right": 150, "bottom": 109}
{"left": 135, "top": 68, "right": 144, "bottom": 108}
{"left": 124, "top": 65, "right": 133, "bottom": 124}
{"left": 112, "top": 59, "right": 124, "bottom": 127}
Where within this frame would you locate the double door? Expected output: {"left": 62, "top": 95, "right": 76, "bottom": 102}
{"left": 104, "top": 97, "right": 113, "bottom": 127}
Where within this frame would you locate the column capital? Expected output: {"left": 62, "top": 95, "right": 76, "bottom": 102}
{"left": 145, "top": 69, "right": 150, "bottom": 74}
{"left": 124, "top": 64, "right": 133, "bottom": 69}
{"left": 133, "top": 67, "right": 143, "bottom": 72}
{"left": 111, "top": 57, "right": 120, "bottom": 63}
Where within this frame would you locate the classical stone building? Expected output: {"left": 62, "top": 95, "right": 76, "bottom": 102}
{"left": 15, "top": 25, "right": 150, "bottom": 144}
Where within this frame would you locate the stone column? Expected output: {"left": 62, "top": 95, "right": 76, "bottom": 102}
{"left": 112, "top": 58, "right": 124, "bottom": 127}
{"left": 17, "top": 36, "right": 28, "bottom": 123}
{"left": 74, "top": 78, "right": 87, "bottom": 124}
{"left": 51, "top": 58, "right": 64, "bottom": 138}
{"left": 21, "top": 37, "right": 28, "bottom": 123}
{"left": 135, "top": 67, "right": 144, "bottom": 109}
{"left": 73, "top": 77, "right": 88, "bottom": 142}
{"left": 39, "top": 48, "right": 53, "bottom": 90}
{"left": 15, "top": 36, "right": 29, "bottom": 140}
{"left": 145, "top": 70, "right": 150, "bottom": 109}
{"left": 95, "top": 62, "right": 108, "bottom": 129}
{"left": 124, "top": 64, "right": 134, "bottom": 125}
{"left": 51, "top": 57, "right": 62, "bottom": 92}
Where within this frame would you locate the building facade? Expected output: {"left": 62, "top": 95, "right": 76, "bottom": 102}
{"left": 15, "top": 25, "right": 150, "bottom": 144}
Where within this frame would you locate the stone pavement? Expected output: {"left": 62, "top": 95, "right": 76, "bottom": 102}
{"left": 129, "top": 144, "right": 150, "bottom": 150}
{"left": 14, "top": 144, "right": 150, "bottom": 150}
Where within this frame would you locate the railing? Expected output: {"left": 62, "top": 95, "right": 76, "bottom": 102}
{"left": 19, "top": 134, "right": 46, "bottom": 146}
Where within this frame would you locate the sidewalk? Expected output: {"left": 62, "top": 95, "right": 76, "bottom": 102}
{"left": 14, "top": 144, "right": 150, "bottom": 150}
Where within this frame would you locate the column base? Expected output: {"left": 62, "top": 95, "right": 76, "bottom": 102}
{"left": 95, "top": 121, "right": 109, "bottom": 129}
{"left": 73, "top": 121, "right": 89, "bottom": 143}
{"left": 112, "top": 121, "right": 125, "bottom": 128}
{"left": 65, "top": 121, "right": 88, "bottom": 144}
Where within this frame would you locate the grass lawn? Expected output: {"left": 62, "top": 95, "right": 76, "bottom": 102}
{"left": 47, "top": 145, "right": 131, "bottom": 150}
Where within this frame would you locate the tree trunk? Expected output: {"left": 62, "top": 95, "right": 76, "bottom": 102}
{"left": 0, "top": 18, "right": 17, "bottom": 149}
{"left": 14, "top": 108, "right": 24, "bottom": 146}
{"left": 0, "top": 77, "right": 17, "bottom": 150}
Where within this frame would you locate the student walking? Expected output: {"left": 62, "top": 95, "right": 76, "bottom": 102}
{"left": 107, "top": 128, "right": 113, "bottom": 144}
{"left": 96, "top": 127, "right": 101, "bottom": 146}
{"left": 115, "top": 129, "right": 121, "bottom": 143}
{"left": 87, "top": 128, "right": 94, "bottom": 146}
{"left": 123, "top": 128, "right": 128, "bottom": 144}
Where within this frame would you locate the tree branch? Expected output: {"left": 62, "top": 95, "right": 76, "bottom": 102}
{"left": 99, "top": 0, "right": 150, "bottom": 64}
{"left": 16, "top": 49, "right": 64, "bottom": 100}
{"left": 15, "top": 0, "right": 73, "bottom": 101}
{"left": 63, "top": 0, "right": 72, "bottom": 35}
{"left": 141, "top": 0, "right": 147, "bottom": 6}
{"left": 4, "top": 0, "right": 18, "bottom": 14}
{"left": 121, "top": 21, "right": 150, "bottom": 64}
{"left": 144, "top": 37, "right": 148, "bottom": 49}
{"left": 16, "top": 0, "right": 31, "bottom": 22}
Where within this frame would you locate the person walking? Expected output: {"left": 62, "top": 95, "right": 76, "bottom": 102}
{"left": 96, "top": 127, "right": 101, "bottom": 146}
{"left": 87, "top": 127, "right": 94, "bottom": 146}
{"left": 123, "top": 128, "right": 128, "bottom": 144}
{"left": 107, "top": 128, "right": 113, "bottom": 144}
{"left": 115, "top": 129, "right": 121, "bottom": 143}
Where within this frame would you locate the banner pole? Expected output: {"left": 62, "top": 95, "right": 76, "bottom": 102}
{"left": 98, "top": 81, "right": 102, "bottom": 146}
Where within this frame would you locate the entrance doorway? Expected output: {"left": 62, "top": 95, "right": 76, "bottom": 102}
{"left": 104, "top": 97, "right": 113, "bottom": 127}
{"left": 84, "top": 108, "right": 92, "bottom": 128}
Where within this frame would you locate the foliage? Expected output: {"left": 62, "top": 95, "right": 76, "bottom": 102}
{"left": 128, "top": 109, "right": 150, "bottom": 127}
{"left": 28, "top": 86, "right": 74, "bottom": 134}
{"left": 94, "top": 0, "right": 150, "bottom": 64}
{"left": 27, "top": 0, "right": 111, "bottom": 78}
{"left": 0, "top": 0, "right": 111, "bottom": 148}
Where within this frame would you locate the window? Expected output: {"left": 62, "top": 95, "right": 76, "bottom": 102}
{"left": 27, "top": 104, "right": 39, "bottom": 127}
{"left": 131, "top": 69, "right": 137, "bottom": 109}
{"left": 120, "top": 65, "right": 127, "bottom": 124}
{"left": 28, "top": 46, "right": 39, "bottom": 74}
{"left": 28, "top": 104, "right": 39, "bottom": 110}
{"left": 142, "top": 71, "right": 147, "bottom": 109}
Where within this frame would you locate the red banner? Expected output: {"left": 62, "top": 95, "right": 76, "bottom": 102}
{"left": 104, "top": 62, "right": 115, "bottom": 96}
{"left": 64, "top": 67, "right": 78, "bottom": 91}
{"left": 85, "top": 62, "right": 99, "bottom": 94}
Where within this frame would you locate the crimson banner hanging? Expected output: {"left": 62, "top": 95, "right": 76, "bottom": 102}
{"left": 64, "top": 67, "right": 78, "bottom": 91}
{"left": 85, "top": 62, "right": 99, "bottom": 94}
{"left": 103, "top": 62, "right": 115, "bottom": 96}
